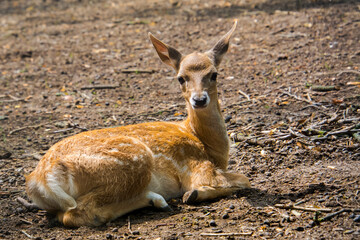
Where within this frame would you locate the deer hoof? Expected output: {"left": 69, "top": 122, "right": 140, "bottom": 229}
{"left": 183, "top": 190, "right": 198, "bottom": 204}
{"left": 160, "top": 205, "right": 173, "bottom": 212}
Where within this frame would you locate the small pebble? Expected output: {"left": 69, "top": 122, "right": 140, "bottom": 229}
{"left": 295, "top": 226, "right": 304, "bottom": 231}
{"left": 224, "top": 115, "right": 232, "bottom": 123}
{"left": 106, "top": 233, "right": 113, "bottom": 240}
{"left": 16, "top": 207, "right": 24, "bottom": 213}
{"left": 105, "top": 102, "right": 110, "bottom": 106}
{"left": 209, "top": 220, "right": 217, "bottom": 227}
{"left": 354, "top": 215, "right": 360, "bottom": 222}
{"left": 344, "top": 230, "right": 355, "bottom": 234}
{"left": 229, "top": 204, "right": 235, "bottom": 209}
{"left": 306, "top": 221, "right": 316, "bottom": 228}
{"left": 132, "top": 230, "right": 140, "bottom": 235}
{"left": 111, "top": 228, "right": 118, "bottom": 232}
{"left": 263, "top": 220, "right": 270, "bottom": 226}
{"left": 222, "top": 213, "right": 229, "bottom": 219}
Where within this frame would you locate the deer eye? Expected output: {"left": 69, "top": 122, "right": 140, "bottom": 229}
{"left": 210, "top": 72, "right": 217, "bottom": 81}
{"left": 178, "top": 76, "right": 185, "bottom": 85}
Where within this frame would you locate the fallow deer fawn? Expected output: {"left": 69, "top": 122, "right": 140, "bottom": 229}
{"left": 26, "top": 20, "right": 250, "bottom": 227}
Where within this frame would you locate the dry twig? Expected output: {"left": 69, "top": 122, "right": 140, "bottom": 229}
{"left": 314, "top": 69, "right": 360, "bottom": 76}
{"left": 319, "top": 209, "right": 352, "bottom": 222}
{"left": 281, "top": 90, "right": 326, "bottom": 108}
{"left": 200, "top": 232, "right": 253, "bottom": 237}
{"left": 274, "top": 203, "right": 332, "bottom": 212}
{"left": 121, "top": 69, "right": 154, "bottom": 74}
{"left": 20, "top": 230, "right": 34, "bottom": 239}
{"left": 238, "top": 89, "right": 251, "bottom": 101}
{"left": 80, "top": 85, "right": 120, "bottom": 90}
{"left": 127, "top": 216, "right": 132, "bottom": 234}
{"left": 313, "top": 124, "right": 359, "bottom": 140}
{"left": 8, "top": 122, "right": 49, "bottom": 136}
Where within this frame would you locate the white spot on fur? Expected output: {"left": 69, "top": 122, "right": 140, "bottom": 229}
{"left": 115, "top": 159, "right": 124, "bottom": 165}
{"left": 109, "top": 148, "right": 119, "bottom": 153}
{"left": 118, "top": 143, "right": 132, "bottom": 147}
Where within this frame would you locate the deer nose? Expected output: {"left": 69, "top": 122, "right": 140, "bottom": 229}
{"left": 191, "top": 93, "right": 209, "bottom": 109}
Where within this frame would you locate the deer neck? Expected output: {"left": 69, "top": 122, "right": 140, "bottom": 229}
{"left": 183, "top": 95, "right": 229, "bottom": 169}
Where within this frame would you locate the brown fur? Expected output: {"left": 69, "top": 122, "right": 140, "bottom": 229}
{"left": 26, "top": 21, "right": 250, "bottom": 227}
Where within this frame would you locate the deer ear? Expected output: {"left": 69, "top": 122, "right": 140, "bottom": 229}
{"left": 148, "top": 33, "right": 182, "bottom": 71}
{"left": 206, "top": 20, "right": 237, "bottom": 67}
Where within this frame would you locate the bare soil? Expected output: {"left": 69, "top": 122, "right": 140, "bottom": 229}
{"left": 1, "top": 0, "right": 360, "bottom": 239}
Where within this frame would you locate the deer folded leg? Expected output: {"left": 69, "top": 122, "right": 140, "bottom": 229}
{"left": 59, "top": 191, "right": 170, "bottom": 227}
{"left": 183, "top": 161, "right": 250, "bottom": 204}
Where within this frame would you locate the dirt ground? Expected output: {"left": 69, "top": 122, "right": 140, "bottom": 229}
{"left": 1, "top": 0, "right": 360, "bottom": 239}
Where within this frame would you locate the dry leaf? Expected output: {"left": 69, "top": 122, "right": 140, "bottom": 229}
{"left": 332, "top": 98, "right": 343, "bottom": 104}
{"left": 312, "top": 146, "right": 322, "bottom": 152}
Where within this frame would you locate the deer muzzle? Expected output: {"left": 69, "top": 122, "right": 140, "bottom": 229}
{"left": 190, "top": 92, "right": 210, "bottom": 109}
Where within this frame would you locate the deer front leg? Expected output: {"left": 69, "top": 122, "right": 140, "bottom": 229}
{"left": 182, "top": 161, "right": 250, "bottom": 204}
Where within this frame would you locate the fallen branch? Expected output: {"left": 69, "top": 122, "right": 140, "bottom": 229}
{"left": 20, "top": 230, "right": 34, "bottom": 239}
{"left": 127, "top": 216, "right": 132, "bottom": 234}
{"left": 319, "top": 209, "right": 352, "bottom": 222}
{"left": 238, "top": 89, "right": 251, "bottom": 101}
{"left": 339, "top": 117, "right": 360, "bottom": 124}
{"left": 274, "top": 203, "right": 332, "bottom": 212}
{"left": 0, "top": 94, "right": 28, "bottom": 103}
{"left": 8, "top": 122, "right": 49, "bottom": 136}
{"left": 281, "top": 90, "right": 326, "bottom": 108}
{"left": 80, "top": 85, "right": 120, "bottom": 90}
{"left": 120, "top": 69, "right": 154, "bottom": 74}
{"left": 289, "top": 128, "right": 311, "bottom": 140}
{"left": 20, "top": 218, "right": 33, "bottom": 225}
{"left": 311, "top": 85, "right": 339, "bottom": 92}
{"left": 200, "top": 232, "right": 253, "bottom": 237}
{"left": 313, "top": 124, "right": 359, "bottom": 140}
{"left": 314, "top": 70, "right": 360, "bottom": 76}
{"left": 17, "top": 197, "right": 39, "bottom": 211}
{"left": 52, "top": 128, "right": 74, "bottom": 134}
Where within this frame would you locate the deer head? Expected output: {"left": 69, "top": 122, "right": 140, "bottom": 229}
{"left": 149, "top": 21, "right": 237, "bottom": 110}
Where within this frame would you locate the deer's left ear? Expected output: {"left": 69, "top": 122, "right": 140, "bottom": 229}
{"left": 206, "top": 20, "right": 237, "bottom": 67}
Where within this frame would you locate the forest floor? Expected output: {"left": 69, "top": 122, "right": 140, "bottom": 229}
{"left": 1, "top": 0, "right": 360, "bottom": 239}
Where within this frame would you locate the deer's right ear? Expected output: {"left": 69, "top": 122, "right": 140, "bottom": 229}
{"left": 206, "top": 20, "right": 237, "bottom": 67}
{"left": 149, "top": 33, "right": 182, "bottom": 71}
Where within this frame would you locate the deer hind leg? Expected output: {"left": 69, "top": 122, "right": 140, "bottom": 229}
{"left": 58, "top": 191, "right": 170, "bottom": 227}
{"left": 183, "top": 160, "right": 250, "bottom": 204}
